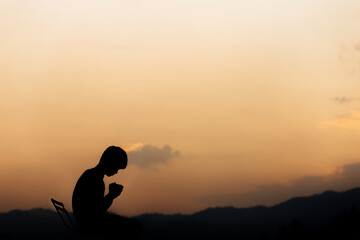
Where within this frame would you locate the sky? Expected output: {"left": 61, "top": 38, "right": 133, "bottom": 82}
{"left": 1, "top": 0, "right": 360, "bottom": 216}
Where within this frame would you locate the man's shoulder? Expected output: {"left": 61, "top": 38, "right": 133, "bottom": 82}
{"left": 83, "top": 168, "right": 96, "bottom": 175}
{"left": 79, "top": 168, "right": 102, "bottom": 180}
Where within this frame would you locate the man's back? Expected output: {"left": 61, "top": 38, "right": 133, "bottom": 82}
{"left": 72, "top": 168, "right": 106, "bottom": 227}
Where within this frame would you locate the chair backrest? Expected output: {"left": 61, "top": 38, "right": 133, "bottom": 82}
{"left": 51, "top": 198, "right": 76, "bottom": 231}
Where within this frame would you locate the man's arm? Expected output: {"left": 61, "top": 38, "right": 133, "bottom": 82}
{"left": 103, "top": 195, "right": 114, "bottom": 211}
{"left": 103, "top": 183, "right": 123, "bottom": 211}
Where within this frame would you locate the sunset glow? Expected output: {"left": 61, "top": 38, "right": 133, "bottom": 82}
{"left": 1, "top": 0, "right": 360, "bottom": 216}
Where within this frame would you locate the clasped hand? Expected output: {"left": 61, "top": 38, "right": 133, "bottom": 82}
{"left": 108, "top": 182, "right": 123, "bottom": 199}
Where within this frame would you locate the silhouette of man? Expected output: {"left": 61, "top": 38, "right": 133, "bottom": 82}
{"left": 72, "top": 146, "right": 142, "bottom": 239}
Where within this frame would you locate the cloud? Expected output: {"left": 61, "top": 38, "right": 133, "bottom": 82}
{"left": 338, "top": 42, "right": 360, "bottom": 76}
{"left": 202, "top": 162, "right": 360, "bottom": 208}
{"left": 128, "top": 144, "right": 180, "bottom": 168}
{"left": 355, "top": 42, "right": 360, "bottom": 52}
{"left": 333, "top": 97, "right": 353, "bottom": 104}
{"left": 320, "top": 111, "right": 360, "bottom": 130}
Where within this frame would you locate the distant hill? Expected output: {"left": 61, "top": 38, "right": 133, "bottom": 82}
{"left": 137, "top": 188, "right": 360, "bottom": 240}
{"left": 1, "top": 188, "right": 360, "bottom": 240}
{"left": 0, "top": 208, "right": 70, "bottom": 240}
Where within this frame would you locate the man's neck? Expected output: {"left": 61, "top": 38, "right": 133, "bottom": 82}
{"left": 93, "top": 165, "right": 105, "bottom": 177}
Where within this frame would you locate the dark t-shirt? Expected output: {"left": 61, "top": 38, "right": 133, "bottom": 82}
{"left": 72, "top": 168, "right": 112, "bottom": 228}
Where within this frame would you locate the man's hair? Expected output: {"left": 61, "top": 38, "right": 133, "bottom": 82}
{"left": 99, "top": 146, "right": 127, "bottom": 169}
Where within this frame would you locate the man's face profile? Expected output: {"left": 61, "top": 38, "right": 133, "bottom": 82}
{"left": 105, "top": 166, "right": 121, "bottom": 177}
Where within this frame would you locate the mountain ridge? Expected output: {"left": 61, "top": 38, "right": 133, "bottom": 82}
{"left": 1, "top": 187, "right": 360, "bottom": 239}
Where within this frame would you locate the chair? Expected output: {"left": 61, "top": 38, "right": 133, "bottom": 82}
{"left": 51, "top": 198, "right": 118, "bottom": 240}
{"left": 51, "top": 198, "right": 78, "bottom": 239}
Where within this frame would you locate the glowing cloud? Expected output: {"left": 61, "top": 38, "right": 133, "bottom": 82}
{"left": 320, "top": 111, "right": 360, "bottom": 130}
{"left": 128, "top": 144, "right": 180, "bottom": 168}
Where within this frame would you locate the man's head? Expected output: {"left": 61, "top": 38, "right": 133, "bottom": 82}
{"left": 98, "top": 146, "right": 127, "bottom": 176}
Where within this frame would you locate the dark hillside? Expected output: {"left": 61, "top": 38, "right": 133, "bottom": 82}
{"left": 1, "top": 188, "right": 360, "bottom": 239}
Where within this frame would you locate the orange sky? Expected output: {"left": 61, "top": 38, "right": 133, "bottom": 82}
{"left": 1, "top": 0, "right": 360, "bottom": 216}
